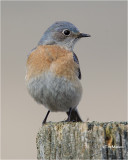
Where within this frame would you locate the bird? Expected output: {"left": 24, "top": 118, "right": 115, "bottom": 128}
{"left": 25, "top": 21, "right": 90, "bottom": 124}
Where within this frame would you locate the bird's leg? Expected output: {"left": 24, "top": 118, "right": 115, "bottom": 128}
{"left": 42, "top": 110, "right": 50, "bottom": 124}
{"left": 65, "top": 108, "right": 72, "bottom": 122}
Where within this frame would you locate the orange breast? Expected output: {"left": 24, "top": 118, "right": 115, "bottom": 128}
{"left": 26, "top": 45, "right": 79, "bottom": 81}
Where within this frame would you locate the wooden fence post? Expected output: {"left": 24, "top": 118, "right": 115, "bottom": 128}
{"left": 36, "top": 122, "right": 128, "bottom": 159}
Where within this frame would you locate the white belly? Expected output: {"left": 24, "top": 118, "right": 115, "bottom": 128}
{"left": 26, "top": 72, "right": 82, "bottom": 112}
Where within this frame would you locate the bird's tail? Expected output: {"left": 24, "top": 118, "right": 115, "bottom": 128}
{"left": 67, "top": 108, "right": 83, "bottom": 122}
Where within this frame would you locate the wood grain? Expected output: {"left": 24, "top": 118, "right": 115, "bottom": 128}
{"left": 36, "top": 121, "right": 128, "bottom": 159}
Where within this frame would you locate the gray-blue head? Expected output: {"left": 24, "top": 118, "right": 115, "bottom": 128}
{"left": 38, "top": 21, "right": 90, "bottom": 51}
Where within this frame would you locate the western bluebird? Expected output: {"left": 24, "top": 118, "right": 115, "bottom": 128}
{"left": 25, "top": 21, "right": 90, "bottom": 124}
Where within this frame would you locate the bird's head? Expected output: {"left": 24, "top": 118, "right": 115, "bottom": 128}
{"left": 38, "top": 21, "right": 90, "bottom": 51}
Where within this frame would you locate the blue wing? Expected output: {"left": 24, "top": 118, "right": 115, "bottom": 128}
{"left": 73, "top": 52, "right": 81, "bottom": 79}
{"left": 27, "top": 47, "right": 37, "bottom": 57}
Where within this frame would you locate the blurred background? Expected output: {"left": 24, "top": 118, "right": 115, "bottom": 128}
{"left": 1, "top": 1, "right": 127, "bottom": 159}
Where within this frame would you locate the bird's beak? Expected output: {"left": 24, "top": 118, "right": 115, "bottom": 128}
{"left": 77, "top": 33, "right": 91, "bottom": 38}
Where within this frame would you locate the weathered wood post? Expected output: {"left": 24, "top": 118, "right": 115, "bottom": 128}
{"left": 36, "top": 122, "right": 128, "bottom": 159}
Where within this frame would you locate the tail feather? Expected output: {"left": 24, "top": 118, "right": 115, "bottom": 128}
{"left": 67, "top": 108, "right": 83, "bottom": 122}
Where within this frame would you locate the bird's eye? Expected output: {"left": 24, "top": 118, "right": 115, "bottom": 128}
{"left": 62, "top": 29, "right": 71, "bottom": 36}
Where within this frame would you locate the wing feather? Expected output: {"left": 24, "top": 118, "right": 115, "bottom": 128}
{"left": 73, "top": 52, "right": 81, "bottom": 79}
